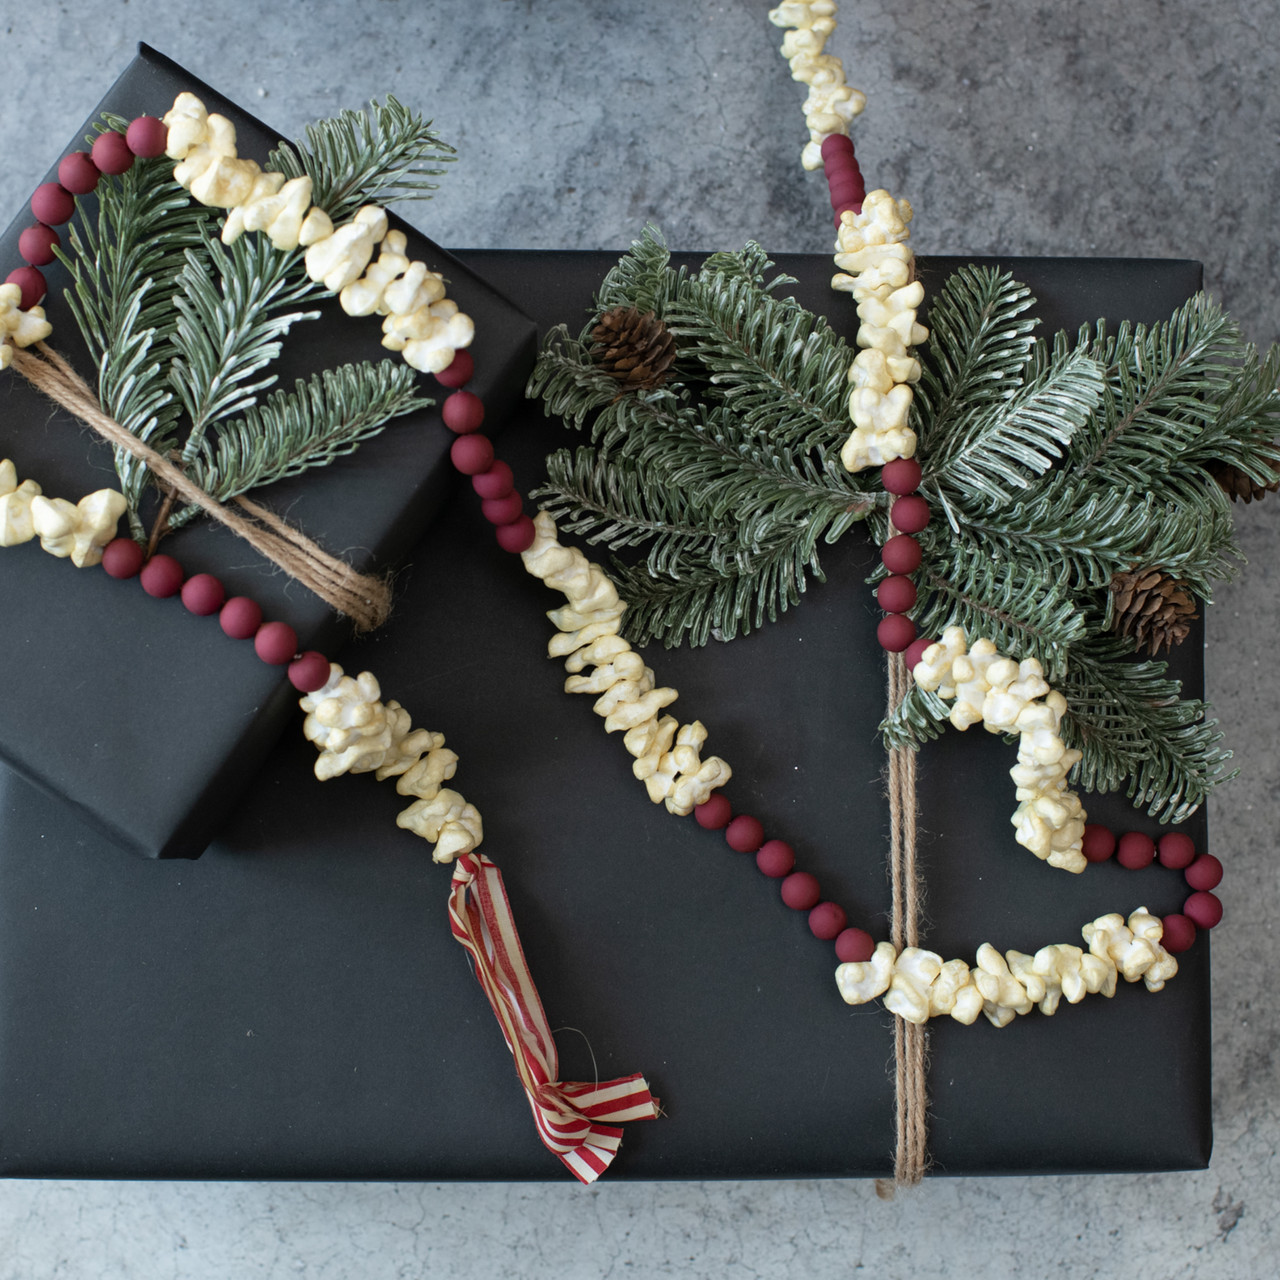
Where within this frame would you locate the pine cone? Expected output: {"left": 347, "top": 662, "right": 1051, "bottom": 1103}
{"left": 1206, "top": 456, "right": 1280, "bottom": 503}
{"left": 1109, "top": 567, "right": 1198, "bottom": 655}
{"left": 590, "top": 306, "right": 676, "bottom": 390}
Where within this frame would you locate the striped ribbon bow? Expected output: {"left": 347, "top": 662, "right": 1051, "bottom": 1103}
{"left": 448, "top": 851, "right": 661, "bottom": 1183}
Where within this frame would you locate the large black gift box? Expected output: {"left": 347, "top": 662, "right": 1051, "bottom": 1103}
{"left": 0, "top": 46, "right": 537, "bottom": 859}
{"left": 0, "top": 250, "right": 1211, "bottom": 1179}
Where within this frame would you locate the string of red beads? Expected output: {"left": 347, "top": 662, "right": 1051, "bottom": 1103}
{"left": 821, "top": 134, "right": 865, "bottom": 226}
{"left": 693, "top": 789, "right": 876, "bottom": 964}
{"left": 6, "top": 116, "right": 168, "bottom": 311}
{"left": 1080, "top": 823, "right": 1223, "bottom": 953}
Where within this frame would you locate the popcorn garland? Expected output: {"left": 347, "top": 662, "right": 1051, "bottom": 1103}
{"left": 912, "top": 625, "right": 1089, "bottom": 873}
{"left": 837, "top": 908, "right": 1178, "bottom": 1028}
{"left": 769, "top": 1, "right": 927, "bottom": 478}
{"left": 162, "top": 92, "right": 475, "bottom": 376}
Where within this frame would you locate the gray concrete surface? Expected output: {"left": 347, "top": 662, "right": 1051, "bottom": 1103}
{"left": 2, "top": 1, "right": 1278, "bottom": 1276}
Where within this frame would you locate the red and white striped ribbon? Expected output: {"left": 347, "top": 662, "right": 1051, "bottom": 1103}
{"left": 448, "top": 851, "right": 660, "bottom": 1183}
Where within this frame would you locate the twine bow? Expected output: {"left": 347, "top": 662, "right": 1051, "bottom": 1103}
{"left": 448, "top": 851, "right": 660, "bottom": 1183}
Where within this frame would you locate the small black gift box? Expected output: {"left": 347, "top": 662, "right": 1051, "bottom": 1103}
{"left": 0, "top": 46, "right": 537, "bottom": 859}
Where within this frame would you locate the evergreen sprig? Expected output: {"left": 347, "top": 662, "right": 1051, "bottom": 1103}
{"left": 56, "top": 103, "right": 451, "bottom": 544}
{"left": 528, "top": 230, "right": 877, "bottom": 646}
{"left": 268, "top": 96, "right": 455, "bottom": 222}
{"left": 528, "top": 241, "right": 1280, "bottom": 819}
{"left": 175, "top": 361, "right": 430, "bottom": 527}
{"left": 55, "top": 116, "right": 214, "bottom": 532}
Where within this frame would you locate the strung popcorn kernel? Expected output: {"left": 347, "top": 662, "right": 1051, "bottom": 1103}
{"left": 300, "top": 663, "right": 481, "bottom": 863}
{"left": 27, "top": 488, "right": 127, "bottom": 567}
{"left": 0, "top": 281, "right": 53, "bottom": 368}
{"left": 225, "top": 174, "right": 314, "bottom": 250}
{"left": 158, "top": 92, "right": 473, "bottom": 376}
{"left": 522, "top": 511, "right": 732, "bottom": 813}
{"left": 304, "top": 205, "right": 388, "bottom": 292}
{"left": 835, "top": 908, "right": 1178, "bottom": 1025}
{"left": 913, "top": 625, "right": 1088, "bottom": 872}
{"left": 0, "top": 458, "right": 43, "bottom": 545}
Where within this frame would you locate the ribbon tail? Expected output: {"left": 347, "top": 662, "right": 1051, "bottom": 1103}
{"left": 448, "top": 852, "right": 660, "bottom": 1183}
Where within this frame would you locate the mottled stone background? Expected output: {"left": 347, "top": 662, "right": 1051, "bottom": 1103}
{"left": 1, "top": 2, "right": 1275, "bottom": 1276}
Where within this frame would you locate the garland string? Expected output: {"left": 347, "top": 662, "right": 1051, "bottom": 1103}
{"left": 9, "top": 342, "right": 393, "bottom": 630}
{"left": 882, "top": 650, "right": 929, "bottom": 1191}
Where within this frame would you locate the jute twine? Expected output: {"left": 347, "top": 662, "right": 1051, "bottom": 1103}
{"left": 875, "top": 649, "right": 929, "bottom": 1197}
{"left": 11, "top": 342, "right": 393, "bottom": 631}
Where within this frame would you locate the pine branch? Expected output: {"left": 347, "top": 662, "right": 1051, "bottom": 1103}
{"left": 54, "top": 117, "right": 213, "bottom": 522}
{"left": 907, "top": 540, "right": 1088, "bottom": 680}
{"left": 915, "top": 264, "right": 1039, "bottom": 436}
{"left": 169, "top": 229, "right": 323, "bottom": 464}
{"left": 926, "top": 346, "right": 1105, "bottom": 509}
{"left": 267, "top": 97, "right": 455, "bottom": 222}
{"left": 1068, "top": 294, "right": 1241, "bottom": 485}
{"left": 593, "top": 225, "right": 688, "bottom": 319}
{"left": 610, "top": 530, "right": 827, "bottom": 648}
{"left": 1062, "top": 642, "right": 1234, "bottom": 823}
{"left": 174, "top": 361, "right": 431, "bottom": 522}
{"left": 661, "top": 259, "right": 861, "bottom": 452}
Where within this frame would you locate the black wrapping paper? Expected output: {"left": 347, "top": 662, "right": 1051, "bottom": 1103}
{"left": 0, "top": 251, "right": 1211, "bottom": 1179}
{"left": 0, "top": 47, "right": 538, "bottom": 859}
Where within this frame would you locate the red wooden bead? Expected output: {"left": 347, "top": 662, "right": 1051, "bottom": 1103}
{"left": 1157, "top": 832, "right": 1197, "bottom": 870}
{"left": 6, "top": 266, "right": 47, "bottom": 309}
{"left": 91, "top": 130, "right": 135, "bottom": 176}
{"left": 877, "top": 614, "right": 917, "bottom": 653}
{"left": 481, "top": 492, "right": 524, "bottom": 525}
{"left": 139, "top": 553, "right": 184, "bottom": 598}
{"left": 828, "top": 179, "right": 864, "bottom": 204}
{"left": 725, "top": 814, "right": 765, "bottom": 853}
{"left": 219, "top": 595, "right": 263, "bottom": 640}
{"left": 472, "top": 460, "right": 515, "bottom": 500}
{"left": 891, "top": 494, "right": 930, "bottom": 534}
{"left": 809, "top": 901, "right": 848, "bottom": 940}
{"left": 1160, "top": 913, "right": 1197, "bottom": 954}
{"left": 18, "top": 224, "right": 59, "bottom": 267}
{"left": 1116, "top": 831, "right": 1155, "bottom": 870}
{"left": 450, "top": 433, "right": 494, "bottom": 475}
{"left": 755, "top": 839, "right": 795, "bottom": 878}
{"left": 57, "top": 151, "right": 100, "bottom": 195}
{"left": 835, "top": 927, "right": 876, "bottom": 964}
{"left": 1185, "top": 853, "right": 1223, "bottom": 892}
{"left": 903, "top": 636, "right": 934, "bottom": 671}
{"left": 881, "top": 534, "right": 922, "bottom": 574}
{"left": 442, "top": 389, "right": 485, "bottom": 434}
{"left": 435, "top": 348, "right": 474, "bottom": 388}
{"left": 101, "top": 537, "right": 144, "bottom": 579}
{"left": 125, "top": 115, "right": 168, "bottom": 158}
{"left": 876, "top": 575, "right": 917, "bottom": 613}
{"left": 820, "top": 134, "right": 854, "bottom": 160}
{"left": 254, "top": 620, "right": 298, "bottom": 665}
{"left": 881, "top": 457, "right": 922, "bottom": 495}
{"left": 288, "top": 650, "right": 332, "bottom": 693}
{"left": 695, "top": 793, "right": 732, "bottom": 830}
{"left": 180, "top": 573, "right": 226, "bottom": 616}
{"left": 1183, "top": 890, "right": 1223, "bottom": 930}
{"left": 31, "top": 182, "right": 75, "bottom": 226}
{"left": 495, "top": 514, "right": 536, "bottom": 553}
{"left": 780, "top": 871, "right": 821, "bottom": 911}
{"left": 1081, "top": 823, "right": 1116, "bottom": 863}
